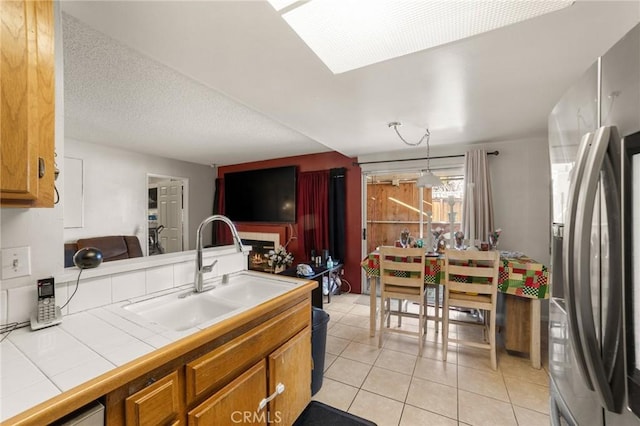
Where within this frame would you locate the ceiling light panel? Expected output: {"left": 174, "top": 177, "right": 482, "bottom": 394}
{"left": 280, "top": 0, "right": 573, "bottom": 74}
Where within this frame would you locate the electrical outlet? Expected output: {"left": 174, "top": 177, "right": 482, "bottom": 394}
{"left": 2, "top": 246, "right": 31, "bottom": 279}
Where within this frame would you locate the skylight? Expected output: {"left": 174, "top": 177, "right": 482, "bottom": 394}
{"left": 268, "top": 0, "right": 573, "bottom": 74}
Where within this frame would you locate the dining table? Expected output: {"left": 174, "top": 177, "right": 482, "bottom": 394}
{"left": 360, "top": 250, "right": 549, "bottom": 369}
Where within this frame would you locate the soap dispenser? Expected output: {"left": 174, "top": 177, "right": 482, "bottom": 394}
{"left": 326, "top": 256, "right": 334, "bottom": 269}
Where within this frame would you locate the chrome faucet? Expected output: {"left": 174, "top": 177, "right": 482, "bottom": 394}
{"left": 194, "top": 215, "right": 244, "bottom": 293}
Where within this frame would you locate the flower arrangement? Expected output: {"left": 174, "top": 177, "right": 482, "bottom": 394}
{"left": 267, "top": 245, "right": 294, "bottom": 269}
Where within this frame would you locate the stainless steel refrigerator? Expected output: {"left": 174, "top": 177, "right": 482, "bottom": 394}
{"left": 548, "top": 24, "right": 640, "bottom": 425}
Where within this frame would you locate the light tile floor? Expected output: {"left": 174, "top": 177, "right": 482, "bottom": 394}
{"left": 312, "top": 293, "right": 550, "bottom": 426}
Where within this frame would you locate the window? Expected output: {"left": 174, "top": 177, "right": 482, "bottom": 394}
{"left": 365, "top": 169, "right": 464, "bottom": 254}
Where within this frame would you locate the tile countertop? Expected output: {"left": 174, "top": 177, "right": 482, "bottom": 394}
{"left": 0, "top": 273, "right": 311, "bottom": 422}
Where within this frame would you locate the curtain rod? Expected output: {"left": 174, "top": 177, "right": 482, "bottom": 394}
{"left": 352, "top": 150, "right": 499, "bottom": 167}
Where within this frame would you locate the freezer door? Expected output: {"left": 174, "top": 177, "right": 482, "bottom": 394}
{"left": 549, "top": 298, "right": 603, "bottom": 425}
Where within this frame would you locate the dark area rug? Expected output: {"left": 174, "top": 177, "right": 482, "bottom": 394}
{"left": 293, "top": 401, "right": 377, "bottom": 426}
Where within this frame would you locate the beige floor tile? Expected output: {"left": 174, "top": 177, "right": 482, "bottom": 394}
{"left": 374, "top": 349, "right": 417, "bottom": 376}
{"left": 349, "top": 304, "right": 374, "bottom": 317}
{"left": 348, "top": 389, "right": 404, "bottom": 426}
{"left": 326, "top": 335, "right": 350, "bottom": 355}
{"left": 500, "top": 354, "right": 550, "bottom": 387}
{"left": 328, "top": 323, "right": 364, "bottom": 341}
{"left": 341, "top": 341, "right": 382, "bottom": 365}
{"left": 351, "top": 331, "right": 383, "bottom": 347}
{"left": 326, "top": 311, "right": 345, "bottom": 324}
{"left": 323, "top": 353, "right": 337, "bottom": 372}
{"left": 362, "top": 366, "right": 412, "bottom": 402}
{"left": 456, "top": 346, "right": 498, "bottom": 372}
{"left": 406, "top": 376, "right": 457, "bottom": 419}
{"left": 458, "top": 389, "right": 517, "bottom": 426}
{"left": 504, "top": 375, "right": 550, "bottom": 415}
{"left": 338, "top": 313, "right": 371, "bottom": 329}
{"left": 324, "top": 301, "right": 355, "bottom": 313}
{"left": 311, "top": 377, "right": 358, "bottom": 411}
{"left": 513, "top": 405, "right": 550, "bottom": 426}
{"left": 400, "top": 405, "right": 457, "bottom": 426}
{"left": 421, "top": 341, "right": 457, "bottom": 364}
{"left": 383, "top": 333, "right": 422, "bottom": 356}
{"left": 324, "top": 356, "right": 372, "bottom": 388}
{"left": 316, "top": 292, "right": 549, "bottom": 425}
{"left": 413, "top": 356, "right": 457, "bottom": 387}
{"left": 457, "top": 365, "right": 509, "bottom": 402}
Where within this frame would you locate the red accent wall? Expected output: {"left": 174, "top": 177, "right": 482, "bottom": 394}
{"left": 218, "top": 152, "right": 363, "bottom": 293}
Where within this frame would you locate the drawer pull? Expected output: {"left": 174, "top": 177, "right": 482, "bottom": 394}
{"left": 258, "top": 382, "right": 285, "bottom": 411}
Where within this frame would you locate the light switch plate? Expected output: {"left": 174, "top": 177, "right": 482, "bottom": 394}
{"left": 2, "top": 246, "right": 31, "bottom": 279}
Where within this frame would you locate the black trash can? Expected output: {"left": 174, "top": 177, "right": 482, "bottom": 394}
{"left": 311, "top": 307, "right": 330, "bottom": 396}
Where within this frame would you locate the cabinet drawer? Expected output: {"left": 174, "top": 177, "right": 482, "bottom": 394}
{"left": 125, "top": 370, "right": 181, "bottom": 426}
{"left": 185, "top": 299, "right": 310, "bottom": 404}
{"left": 187, "top": 360, "right": 267, "bottom": 426}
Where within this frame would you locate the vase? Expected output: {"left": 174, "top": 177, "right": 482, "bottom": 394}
{"left": 489, "top": 235, "right": 499, "bottom": 251}
{"left": 274, "top": 265, "right": 285, "bottom": 274}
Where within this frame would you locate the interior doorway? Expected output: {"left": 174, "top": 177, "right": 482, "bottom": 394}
{"left": 147, "top": 174, "right": 189, "bottom": 255}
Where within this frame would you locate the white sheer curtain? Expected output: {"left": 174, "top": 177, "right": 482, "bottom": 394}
{"left": 462, "top": 149, "right": 494, "bottom": 244}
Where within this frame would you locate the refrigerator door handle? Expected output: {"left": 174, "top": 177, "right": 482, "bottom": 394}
{"left": 574, "top": 125, "right": 624, "bottom": 412}
{"left": 563, "top": 131, "right": 595, "bottom": 390}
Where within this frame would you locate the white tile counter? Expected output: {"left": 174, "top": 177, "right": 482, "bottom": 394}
{"left": 0, "top": 272, "right": 313, "bottom": 423}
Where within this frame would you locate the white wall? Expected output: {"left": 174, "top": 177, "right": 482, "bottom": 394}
{"left": 63, "top": 138, "right": 216, "bottom": 251}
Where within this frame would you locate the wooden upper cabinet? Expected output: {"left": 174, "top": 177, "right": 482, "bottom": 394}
{"left": 1, "top": 0, "right": 55, "bottom": 208}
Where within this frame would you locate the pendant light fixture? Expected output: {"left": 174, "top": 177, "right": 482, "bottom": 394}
{"left": 388, "top": 122, "right": 441, "bottom": 188}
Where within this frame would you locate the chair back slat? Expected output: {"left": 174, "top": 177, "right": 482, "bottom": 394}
{"left": 443, "top": 249, "right": 500, "bottom": 296}
{"left": 447, "top": 264, "right": 496, "bottom": 278}
{"left": 379, "top": 246, "right": 425, "bottom": 291}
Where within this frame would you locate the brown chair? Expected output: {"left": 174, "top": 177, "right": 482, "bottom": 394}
{"left": 378, "top": 246, "right": 428, "bottom": 356}
{"left": 65, "top": 236, "right": 143, "bottom": 267}
{"left": 442, "top": 249, "right": 501, "bottom": 370}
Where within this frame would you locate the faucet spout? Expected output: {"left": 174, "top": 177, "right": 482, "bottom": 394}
{"left": 194, "top": 215, "right": 244, "bottom": 293}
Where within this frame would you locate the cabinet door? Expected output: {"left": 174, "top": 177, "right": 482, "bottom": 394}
{"left": 0, "top": 0, "right": 55, "bottom": 207}
{"left": 188, "top": 360, "right": 267, "bottom": 426}
{"left": 268, "top": 328, "right": 311, "bottom": 425}
{"left": 125, "top": 370, "right": 181, "bottom": 426}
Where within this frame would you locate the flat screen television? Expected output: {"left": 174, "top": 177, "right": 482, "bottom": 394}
{"left": 224, "top": 166, "right": 297, "bottom": 223}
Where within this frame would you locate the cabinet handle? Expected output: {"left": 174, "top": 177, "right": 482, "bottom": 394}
{"left": 257, "top": 382, "right": 285, "bottom": 411}
{"left": 38, "top": 157, "right": 45, "bottom": 178}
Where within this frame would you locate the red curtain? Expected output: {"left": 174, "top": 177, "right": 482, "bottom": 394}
{"left": 213, "top": 178, "right": 232, "bottom": 245}
{"left": 298, "top": 170, "right": 329, "bottom": 259}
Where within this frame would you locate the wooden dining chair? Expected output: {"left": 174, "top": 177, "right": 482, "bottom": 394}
{"left": 442, "top": 249, "right": 501, "bottom": 370}
{"left": 378, "top": 246, "right": 428, "bottom": 356}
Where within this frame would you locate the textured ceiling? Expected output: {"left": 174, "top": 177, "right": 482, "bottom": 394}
{"left": 61, "top": 1, "right": 640, "bottom": 166}
{"left": 62, "top": 13, "right": 328, "bottom": 166}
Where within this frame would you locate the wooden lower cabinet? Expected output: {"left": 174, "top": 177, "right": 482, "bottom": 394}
{"left": 268, "top": 328, "right": 311, "bottom": 425}
{"left": 188, "top": 360, "right": 267, "bottom": 426}
{"left": 124, "top": 370, "right": 183, "bottom": 426}
{"left": 187, "top": 328, "right": 311, "bottom": 426}
{"left": 105, "top": 298, "right": 312, "bottom": 426}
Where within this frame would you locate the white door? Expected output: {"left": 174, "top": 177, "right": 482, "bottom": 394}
{"left": 157, "top": 180, "right": 183, "bottom": 253}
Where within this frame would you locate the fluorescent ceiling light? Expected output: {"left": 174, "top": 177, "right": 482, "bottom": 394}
{"left": 269, "top": 0, "right": 573, "bottom": 74}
